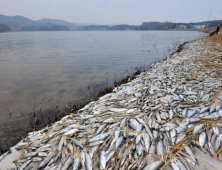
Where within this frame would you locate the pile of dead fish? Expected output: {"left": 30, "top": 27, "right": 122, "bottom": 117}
{"left": 0, "top": 40, "right": 222, "bottom": 170}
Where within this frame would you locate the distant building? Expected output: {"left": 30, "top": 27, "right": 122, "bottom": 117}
{"left": 191, "top": 24, "right": 206, "bottom": 29}
{"left": 176, "top": 25, "right": 187, "bottom": 29}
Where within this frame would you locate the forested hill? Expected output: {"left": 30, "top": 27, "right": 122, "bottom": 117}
{"left": 0, "top": 23, "right": 11, "bottom": 32}
{"left": 0, "top": 15, "right": 38, "bottom": 30}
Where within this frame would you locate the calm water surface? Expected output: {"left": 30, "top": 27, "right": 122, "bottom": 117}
{"left": 0, "top": 31, "right": 206, "bottom": 150}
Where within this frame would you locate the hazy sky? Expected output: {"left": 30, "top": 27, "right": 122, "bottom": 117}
{"left": 1, "top": 0, "right": 222, "bottom": 25}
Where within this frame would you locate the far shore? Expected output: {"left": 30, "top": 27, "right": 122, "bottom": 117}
{"left": 2, "top": 29, "right": 203, "bottom": 33}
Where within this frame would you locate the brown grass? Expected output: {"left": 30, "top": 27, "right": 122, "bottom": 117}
{"left": 202, "top": 27, "right": 222, "bottom": 47}
{"left": 202, "top": 27, "right": 216, "bottom": 33}
{"left": 194, "top": 31, "right": 222, "bottom": 86}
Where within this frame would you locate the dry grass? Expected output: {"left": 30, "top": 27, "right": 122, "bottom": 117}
{"left": 202, "top": 27, "right": 216, "bottom": 33}
{"left": 195, "top": 31, "right": 222, "bottom": 82}
{"left": 205, "top": 29, "right": 222, "bottom": 49}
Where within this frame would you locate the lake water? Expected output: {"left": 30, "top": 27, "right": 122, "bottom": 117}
{"left": 0, "top": 31, "right": 206, "bottom": 151}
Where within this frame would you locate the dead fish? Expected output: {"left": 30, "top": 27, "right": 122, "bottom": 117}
{"left": 99, "top": 151, "right": 106, "bottom": 170}
{"left": 96, "top": 124, "right": 107, "bottom": 135}
{"left": 71, "top": 139, "right": 83, "bottom": 148}
{"left": 116, "top": 137, "right": 125, "bottom": 150}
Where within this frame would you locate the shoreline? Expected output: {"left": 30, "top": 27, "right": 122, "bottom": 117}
{"left": 1, "top": 37, "right": 222, "bottom": 169}
{"left": 3, "top": 29, "right": 202, "bottom": 33}
{"left": 0, "top": 31, "right": 206, "bottom": 153}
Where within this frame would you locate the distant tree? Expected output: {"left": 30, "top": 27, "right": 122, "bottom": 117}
{"left": 140, "top": 22, "right": 177, "bottom": 30}
{"left": 111, "top": 25, "right": 136, "bottom": 30}
{"left": 82, "top": 25, "right": 110, "bottom": 30}
{"left": 38, "top": 25, "right": 70, "bottom": 31}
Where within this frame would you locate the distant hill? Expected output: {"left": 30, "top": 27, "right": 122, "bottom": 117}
{"left": 0, "top": 14, "right": 98, "bottom": 31}
{"left": 36, "top": 18, "right": 80, "bottom": 30}
{"left": 21, "top": 23, "right": 56, "bottom": 31}
{"left": 38, "top": 25, "right": 70, "bottom": 31}
{"left": 0, "top": 14, "right": 38, "bottom": 30}
{"left": 0, "top": 23, "right": 11, "bottom": 32}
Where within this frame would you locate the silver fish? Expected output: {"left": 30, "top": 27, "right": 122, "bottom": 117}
{"left": 208, "top": 142, "right": 216, "bottom": 155}
{"left": 61, "top": 156, "right": 72, "bottom": 170}
{"left": 147, "top": 142, "right": 156, "bottom": 163}
{"left": 189, "top": 117, "right": 200, "bottom": 123}
{"left": 212, "top": 126, "right": 220, "bottom": 135}
{"left": 182, "top": 108, "right": 188, "bottom": 118}
{"left": 171, "top": 129, "right": 177, "bottom": 145}
{"left": 106, "top": 150, "right": 115, "bottom": 162}
{"left": 193, "top": 124, "right": 204, "bottom": 134}
{"left": 210, "top": 105, "right": 216, "bottom": 113}
{"left": 38, "top": 152, "right": 48, "bottom": 157}
{"left": 176, "top": 134, "right": 186, "bottom": 144}
{"left": 200, "top": 107, "right": 210, "bottom": 114}
{"left": 96, "top": 124, "right": 107, "bottom": 135}
{"left": 199, "top": 132, "right": 207, "bottom": 147}
{"left": 143, "top": 124, "right": 154, "bottom": 139}
{"left": 88, "top": 140, "right": 104, "bottom": 147}
{"left": 18, "top": 160, "right": 31, "bottom": 170}
{"left": 216, "top": 105, "right": 222, "bottom": 112}
{"left": 116, "top": 137, "right": 124, "bottom": 150}
{"left": 47, "top": 165, "right": 58, "bottom": 170}
{"left": 170, "top": 159, "right": 180, "bottom": 170}
{"left": 111, "top": 127, "right": 121, "bottom": 146}
{"left": 71, "top": 139, "right": 83, "bottom": 148}
{"left": 156, "top": 112, "right": 162, "bottom": 121}
{"left": 38, "top": 148, "right": 57, "bottom": 168}
{"left": 58, "top": 136, "right": 65, "bottom": 151}
{"left": 160, "top": 112, "right": 167, "bottom": 120}
{"left": 175, "top": 126, "right": 186, "bottom": 134}
{"left": 136, "top": 141, "right": 143, "bottom": 155}
{"left": 63, "top": 129, "right": 78, "bottom": 136}
{"left": 184, "top": 145, "right": 197, "bottom": 165}
{"left": 219, "top": 109, "right": 222, "bottom": 116}
{"left": 32, "top": 157, "right": 43, "bottom": 162}
{"left": 80, "top": 151, "right": 86, "bottom": 169}
{"left": 214, "top": 134, "right": 222, "bottom": 152}
{"left": 143, "top": 160, "right": 163, "bottom": 170}
{"left": 142, "top": 133, "right": 151, "bottom": 151}
{"left": 153, "top": 130, "right": 159, "bottom": 139}
{"left": 188, "top": 109, "right": 197, "bottom": 118}
{"left": 135, "top": 124, "right": 143, "bottom": 136}
{"left": 88, "top": 132, "right": 111, "bottom": 142}
{"left": 99, "top": 151, "right": 106, "bottom": 170}
{"left": 23, "top": 152, "right": 37, "bottom": 158}
{"left": 203, "top": 113, "right": 220, "bottom": 120}
{"left": 109, "top": 108, "right": 128, "bottom": 112}
{"left": 136, "top": 134, "right": 142, "bottom": 144}
{"left": 128, "top": 123, "right": 138, "bottom": 130}
{"left": 169, "top": 109, "right": 174, "bottom": 119}
{"left": 85, "top": 152, "right": 92, "bottom": 170}
{"left": 129, "top": 118, "right": 140, "bottom": 127}
{"left": 157, "top": 140, "right": 164, "bottom": 158}
{"left": 171, "top": 157, "right": 187, "bottom": 170}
